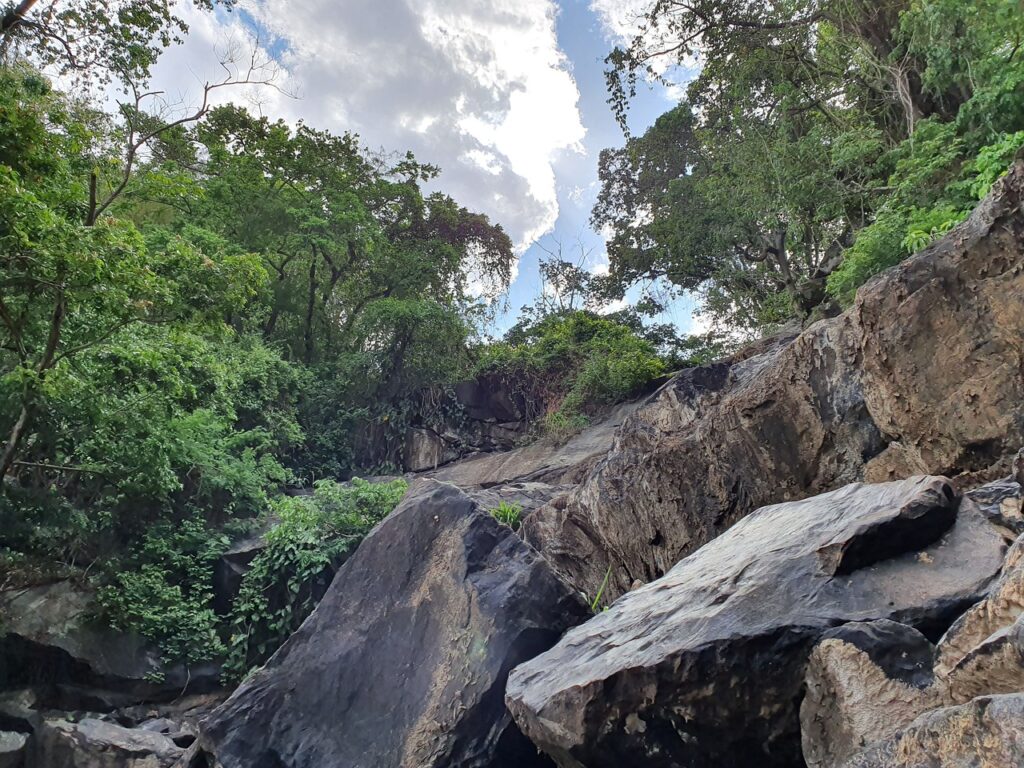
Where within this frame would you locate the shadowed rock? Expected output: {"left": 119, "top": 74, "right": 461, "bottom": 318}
{"left": 506, "top": 476, "right": 1005, "bottom": 768}
{"left": 201, "top": 481, "right": 589, "bottom": 768}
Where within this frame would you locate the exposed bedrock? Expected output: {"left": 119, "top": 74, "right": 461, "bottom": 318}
{"left": 506, "top": 476, "right": 1005, "bottom": 768}
{"left": 200, "top": 481, "right": 590, "bottom": 768}
{"left": 524, "top": 163, "right": 1024, "bottom": 601}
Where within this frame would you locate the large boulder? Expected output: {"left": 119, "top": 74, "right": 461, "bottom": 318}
{"left": 840, "top": 693, "right": 1024, "bottom": 768}
{"left": 524, "top": 163, "right": 1024, "bottom": 601}
{"left": 506, "top": 476, "right": 1006, "bottom": 768}
{"left": 0, "top": 581, "right": 217, "bottom": 706}
{"left": 27, "top": 718, "right": 184, "bottom": 768}
{"left": 200, "top": 480, "right": 590, "bottom": 768}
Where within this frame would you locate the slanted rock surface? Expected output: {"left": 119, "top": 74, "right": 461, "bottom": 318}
{"left": 840, "top": 693, "right": 1024, "bottom": 768}
{"left": 201, "top": 480, "right": 590, "bottom": 768}
{"left": 506, "top": 476, "right": 1005, "bottom": 768}
{"left": 524, "top": 163, "right": 1024, "bottom": 600}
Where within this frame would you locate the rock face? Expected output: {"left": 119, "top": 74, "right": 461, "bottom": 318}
{"left": 0, "top": 581, "right": 216, "bottom": 705}
{"left": 841, "top": 693, "right": 1024, "bottom": 768}
{"left": 524, "top": 163, "right": 1024, "bottom": 600}
{"left": 201, "top": 480, "right": 590, "bottom": 768}
{"left": 506, "top": 476, "right": 1006, "bottom": 768}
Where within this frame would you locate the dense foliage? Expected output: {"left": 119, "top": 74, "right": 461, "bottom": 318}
{"left": 0, "top": 2, "right": 678, "bottom": 677}
{"left": 597, "top": 0, "right": 1024, "bottom": 333}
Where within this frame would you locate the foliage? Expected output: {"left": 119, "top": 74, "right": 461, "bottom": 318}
{"left": 597, "top": 0, "right": 1024, "bottom": 333}
{"left": 98, "top": 517, "right": 229, "bottom": 672}
{"left": 489, "top": 501, "right": 523, "bottom": 531}
{"left": 223, "top": 478, "right": 407, "bottom": 680}
{"left": 477, "top": 311, "right": 666, "bottom": 436}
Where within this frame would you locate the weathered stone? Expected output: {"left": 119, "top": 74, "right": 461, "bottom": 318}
{"left": 201, "top": 480, "right": 589, "bottom": 768}
{"left": 0, "top": 731, "right": 26, "bottom": 768}
{"left": 430, "top": 399, "right": 642, "bottom": 489}
{"left": 0, "top": 582, "right": 219, "bottom": 705}
{"left": 0, "top": 690, "right": 39, "bottom": 734}
{"left": 27, "top": 718, "right": 183, "bottom": 768}
{"left": 800, "top": 621, "right": 940, "bottom": 768}
{"left": 524, "top": 164, "right": 1024, "bottom": 601}
{"left": 841, "top": 693, "right": 1024, "bottom": 768}
{"left": 506, "top": 477, "right": 1005, "bottom": 768}
{"left": 965, "top": 477, "right": 1024, "bottom": 539}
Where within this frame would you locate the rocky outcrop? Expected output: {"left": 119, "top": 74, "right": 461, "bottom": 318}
{"left": 841, "top": 693, "right": 1024, "bottom": 768}
{"left": 524, "top": 163, "right": 1024, "bottom": 600}
{"left": 506, "top": 476, "right": 1005, "bottom": 768}
{"left": 0, "top": 581, "right": 217, "bottom": 706}
{"left": 200, "top": 480, "right": 590, "bottom": 768}
{"left": 26, "top": 718, "right": 185, "bottom": 768}
{"left": 0, "top": 731, "right": 26, "bottom": 768}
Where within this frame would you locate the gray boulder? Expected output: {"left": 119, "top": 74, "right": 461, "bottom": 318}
{"left": 506, "top": 476, "right": 1005, "bottom": 768}
{"left": 0, "top": 731, "right": 26, "bottom": 768}
{"left": 201, "top": 480, "right": 589, "bottom": 768}
{"left": 27, "top": 718, "right": 183, "bottom": 768}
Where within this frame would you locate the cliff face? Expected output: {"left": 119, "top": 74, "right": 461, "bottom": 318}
{"left": 523, "top": 162, "right": 1024, "bottom": 600}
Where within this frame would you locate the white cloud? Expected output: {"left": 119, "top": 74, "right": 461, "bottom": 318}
{"left": 151, "top": 0, "right": 585, "bottom": 254}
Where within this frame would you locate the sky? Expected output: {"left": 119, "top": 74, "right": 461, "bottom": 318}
{"left": 149, "top": 0, "right": 701, "bottom": 335}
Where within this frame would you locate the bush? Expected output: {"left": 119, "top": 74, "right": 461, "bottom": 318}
{"left": 475, "top": 311, "right": 666, "bottom": 435}
{"left": 223, "top": 477, "right": 408, "bottom": 680}
{"left": 489, "top": 501, "right": 522, "bottom": 531}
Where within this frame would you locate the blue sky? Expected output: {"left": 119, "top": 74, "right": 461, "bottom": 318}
{"left": 153, "top": 0, "right": 700, "bottom": 336}
{"left": 504, "top": 0, "right": 699, "bottom": 334}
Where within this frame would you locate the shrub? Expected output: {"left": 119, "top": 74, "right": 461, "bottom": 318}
{"left": 223, "top": 477, "right": 408, "bottom": 680}
{"left": 489, "top": 501, "right": 523, "bottom": 531}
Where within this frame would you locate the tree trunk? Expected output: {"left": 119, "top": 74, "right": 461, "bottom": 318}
{"left": 303, "top": 250, "right": 319, "bottom": 365}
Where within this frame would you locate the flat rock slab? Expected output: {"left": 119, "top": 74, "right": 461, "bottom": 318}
{"left": 201, "top": 480, "right": 589, "bottom": 768}
{"left": 507, "top": 476, "right": 1005, "bottom": 768}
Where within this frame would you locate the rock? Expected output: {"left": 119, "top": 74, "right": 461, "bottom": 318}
{"left": 0, "top": 732, "right": 26, "bottom": 768}
{"left": 0, "top": 691, "right": 39, "bottom": 734}
{"left": 524, "top": 164, "right": 1024, "bottom": 600}
{"left": 27, "top": 718, "right": 184, "bottom": 768}
{"left": 212, "top": 529, "right": 269, "bottom": 614}
{"left": 466, "top": 481, "right": 574, "bottom": 519}
{"left": 201, "top": 480, "right": 590, "bottom": 768}
{"left": 964, "top": 477, "right": 1023, "bottom": 539}
{"left": 0, "top": 581, "right": 218, "bottom": 704}
{"left": 506, "top": 476, "right": 1006, "bottom": 768}
{"left": 841, "top": 693, "right": 1024, "bottom": 768}
{"left": 800, "top": 620, "right": 940, "bottom": 768}
{"left": 404, "top": 427, "right": 461, "bottom": 472}
{"left": 430, "top": 399, "right": 643, "bottom": 489}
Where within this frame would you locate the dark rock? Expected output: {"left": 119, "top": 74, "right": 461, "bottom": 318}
{"left": 27, "top": 718, "right": 184, "bottom": 768}
{"left": 524, "top": 163, "right": 1024, "bottom": 601}
{"left": 212, "top": 530, "right": 269, "bottom": 614}
{"left": 506, "top": 476, "right": 1006, "bottom": 768}
{"left": 201, "top": 480, "right": 589, "bottom": 768}
{"left": 0, "top": 581, "right": 219, "bottom": 704}
{"left": 841, "top": 693, "right": 1024, "bottom": 768}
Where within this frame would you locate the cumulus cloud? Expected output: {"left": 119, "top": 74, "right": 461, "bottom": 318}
{"left": 151, "top": 0, "right": 585, "bottom": 253}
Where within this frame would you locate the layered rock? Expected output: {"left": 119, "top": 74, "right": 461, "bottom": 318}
{"left": 800, "top": 479, "right": 1024, "bottom": 766}
{"left": 841, "top": 693, "right": 1024, "bottom": 768}
{"left": 201, "top": 480, "right": 590, "bottom": 768}
{"left": 524, "top": 163, "right": 1024, "bottom": 600}
{"left": 506, "top": 476, "right": 1005, "bottom": 768}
